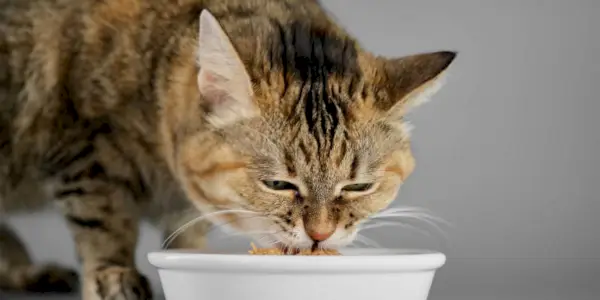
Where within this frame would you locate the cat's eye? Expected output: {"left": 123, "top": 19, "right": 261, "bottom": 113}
{"left": 261, "top": 180, "right": 298, "bottom": 191}
{"left": 342, "top": 183, "right": 374, "bottom": 192}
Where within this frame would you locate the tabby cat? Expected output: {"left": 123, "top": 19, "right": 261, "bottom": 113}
{"left": 0, "top": 0, "right": 456, "bottom": 299}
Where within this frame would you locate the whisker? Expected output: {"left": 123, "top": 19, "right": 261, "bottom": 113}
{"left": 370, "top": 206, "right": 451, "bottom": 235}
{"left": 206, "top": 214, "right": 274, "bottom": 235}
{"left": 353, "top": 234, "right": 381, "bottom": 248}
{"left": 216, "top": 229, "right": 279, "bottom": 240}
{"left": 360, "top": 220, "right": 421, "bottom": 231}
{"left": 161, "top": 209, "right": 261, "bottom": 249}
{"left": 352, "top": 237, "right": 372, "bottom": 248}
{"left": 358, "top": 220, "right": 433, "bottom": 238}
{"left": 375, "top": 207, "right": 450, "bottom": 223}
{"left": 255, "top": 233, "right": 284, "bottom": 248}
{"left": 379, "top": 214, "right": 447, "bottom": 236}
{"left": 373, "top": 206, "right": 426, "bottom": 215}
{"left": 374, "top": 212, "right": 448, "bottom": 225}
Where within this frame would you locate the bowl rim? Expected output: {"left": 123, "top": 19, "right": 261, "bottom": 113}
{"left": 147, "top": 248, "right": 446, "bottom": 274}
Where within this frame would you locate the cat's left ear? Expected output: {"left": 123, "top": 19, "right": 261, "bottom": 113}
{"left": 197, "top": 10, "right": 257, "bottom": 128}
{"left": 377, "top": 51, "right": 457, "bottom": 114}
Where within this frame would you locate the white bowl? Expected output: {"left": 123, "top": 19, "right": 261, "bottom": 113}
{"left": 148, "top": 248, "right": 446, "bottom": 300}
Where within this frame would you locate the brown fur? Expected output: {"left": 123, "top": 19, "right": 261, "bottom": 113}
{"left": 0, "top": 0, "right": 456, "bottom": 299}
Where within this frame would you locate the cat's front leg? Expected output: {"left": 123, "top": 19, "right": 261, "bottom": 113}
{"left": 53, "top": 177, "right": 152, "bottom": 300}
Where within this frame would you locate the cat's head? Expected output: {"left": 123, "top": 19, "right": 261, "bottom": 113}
{"left": 164, "top": 11, "right": 456, "bottom": 249}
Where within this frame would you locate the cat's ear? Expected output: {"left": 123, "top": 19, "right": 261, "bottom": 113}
{"left": 377, "top": 51, "right": 456, "bottom": 114}
{"left": 197, "top": 10, "right": 257, "bottom": 128}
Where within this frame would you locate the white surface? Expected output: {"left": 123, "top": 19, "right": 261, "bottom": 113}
{"left": 148, "top": 249, "right": 445, "bottom": 300}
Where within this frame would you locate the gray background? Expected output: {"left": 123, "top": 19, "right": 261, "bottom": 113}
{"left": 3, "top": 0, "right": 600, "bottom": 299}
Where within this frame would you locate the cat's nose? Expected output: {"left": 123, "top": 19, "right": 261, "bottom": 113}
{"left": 306, "top": 227, "right": 335, "bottom": 242}
{"left": 303, "top": 206, "right": 336, "bottom": 241}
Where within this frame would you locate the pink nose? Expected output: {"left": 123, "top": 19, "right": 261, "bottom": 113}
{"left": 307, "top": 229, "right": 334, "bottom": 241}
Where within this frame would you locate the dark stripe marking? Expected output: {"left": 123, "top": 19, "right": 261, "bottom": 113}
{"left": 349, "top": 155, "right": 360, "bottom": 180}
{"left": 66, "top": 215, "right": 107, "bottom": 230}
{"left": 55, "top": 188, "right": 86, "bottom": 198}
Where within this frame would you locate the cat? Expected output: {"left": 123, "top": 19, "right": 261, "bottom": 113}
{"left": 0, "top": 0, "right": 456, "bottom": 299}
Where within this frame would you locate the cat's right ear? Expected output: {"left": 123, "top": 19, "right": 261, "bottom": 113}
{"left": 376, "top": 51, "right": 457, "bottom": 117}
{"left": 197, "top": 10, "right": 257, "bottom": 128}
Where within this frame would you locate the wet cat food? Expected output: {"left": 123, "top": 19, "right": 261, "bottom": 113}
{"left": 248, "top": 243, "right": 340, "bottom": 256}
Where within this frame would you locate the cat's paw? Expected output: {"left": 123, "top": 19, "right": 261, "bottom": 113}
{"left": 21, "top": 264, "right": 79, "bottom": 293}
{"left": 85, "top": 266, "right": 152, "bottom": 300}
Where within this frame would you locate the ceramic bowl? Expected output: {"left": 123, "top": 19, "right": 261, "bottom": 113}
{"left": 148, "top": 248, "right": 446, "bottom": 300}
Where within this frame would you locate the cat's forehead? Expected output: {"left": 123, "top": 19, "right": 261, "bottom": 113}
{"left": 277, "top": 121, "right": 368, "bottom": 182}
{"left": 264, "top": 21, "right": 362, "bottom": 81}
{"left": 244, "top": 20, "right": 389, "bottom": 181}
{"left": 250, "top": 19, "right": 382, "bottom": 123}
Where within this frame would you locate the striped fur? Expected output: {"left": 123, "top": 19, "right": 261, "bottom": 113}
{"left": 0, "top": 0, "right": 456, "bottom": 299}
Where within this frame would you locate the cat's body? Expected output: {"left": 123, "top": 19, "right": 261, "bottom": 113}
{"left": 0, "top": 0, "right": 217, "bottom": 215}
{"left": 0, "top": 0, "right": 204, "bottom": 228}
{"left": 0, "top": 0, "right": 456, "bottom": 299}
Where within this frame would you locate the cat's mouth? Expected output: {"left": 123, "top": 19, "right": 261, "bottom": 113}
{"left": 273, "top": 242, "right": 326, "bottom": 254}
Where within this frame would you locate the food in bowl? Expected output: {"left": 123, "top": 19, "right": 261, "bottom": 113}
{"left": 248, "top": 243, "right": 341, "bottom": 256}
